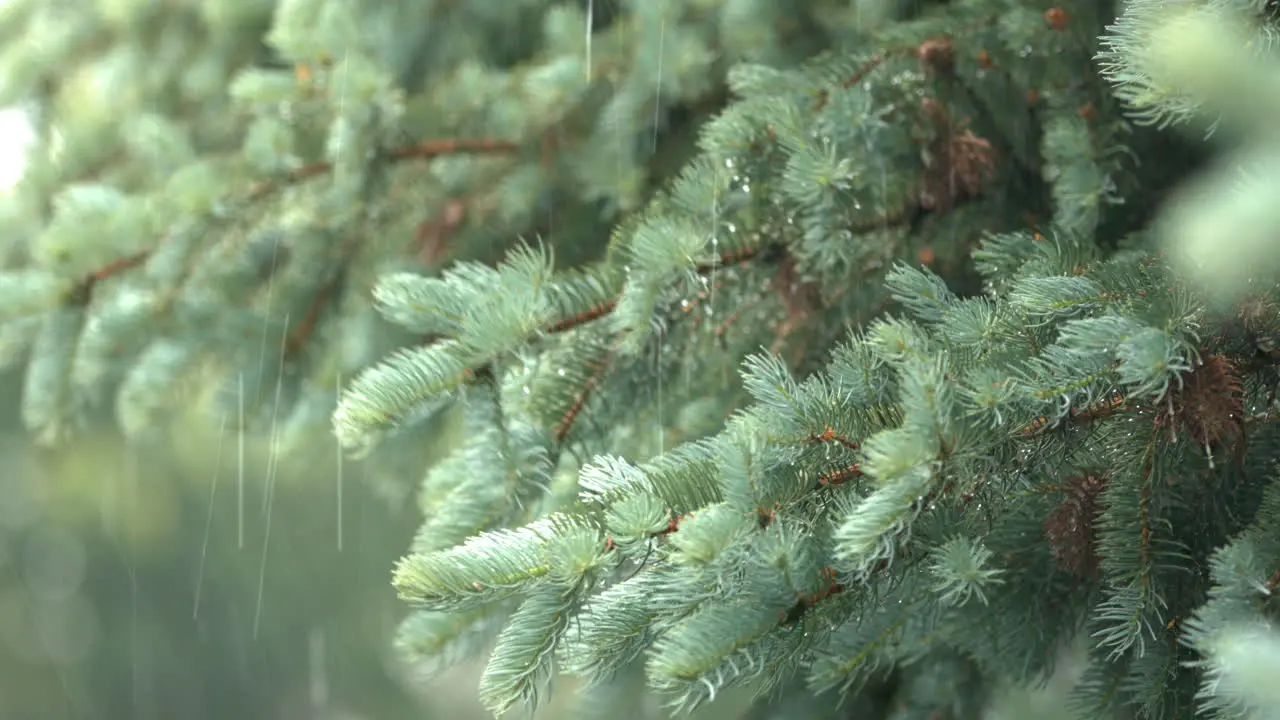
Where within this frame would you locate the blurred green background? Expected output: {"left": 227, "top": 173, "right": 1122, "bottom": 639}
{"left": 0, "top": 368, "right": 498, "bottom": 720}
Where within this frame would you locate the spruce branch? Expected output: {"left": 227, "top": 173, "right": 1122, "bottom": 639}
{"left": 16, "top": 1, "right": 1280, "bottom": 718}
{"left": 73, "top": 136, "right": 521, "bottom": 297}
{"left": 336, "top": 239, "right": 800, "bottom": 452}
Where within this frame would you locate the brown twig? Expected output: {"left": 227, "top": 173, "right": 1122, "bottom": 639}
{"left": 1019, "top": 392, "right": 1128, "bottom": 437}
{"left": 544, "top": 300, "right": 618, "bottom": 334}
{"left": 284, "top": 269, "right": 344, "bottom": 360}
{"left": 411, "top": 198, "right": 468, "bottom": 265}
{"left": 552, "top": 346, "right": 614, "bottom": 443}
{"left": 248, "top": 137, "right": 519, "bottom": 200}
{"left": 540, "top": 245, "right": 774, "bottom": 336}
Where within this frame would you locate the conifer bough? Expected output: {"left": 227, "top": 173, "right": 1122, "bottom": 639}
{"left": 368, "top": 1, "right": 1280, "bottom": 717}
{"left": 6, "top": 0, "right": 1280, "bottom": 718}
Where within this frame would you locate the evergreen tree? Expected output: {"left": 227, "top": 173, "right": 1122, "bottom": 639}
{"left": 3, "top": 0, "right": 1280, "bottom": 718}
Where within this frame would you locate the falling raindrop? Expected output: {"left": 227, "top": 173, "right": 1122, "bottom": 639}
{"left": 584, "top": 0, "right": 594, "bottom": 82}
{"left": 652, "top": 13, "right": 665, "bottom": 152}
